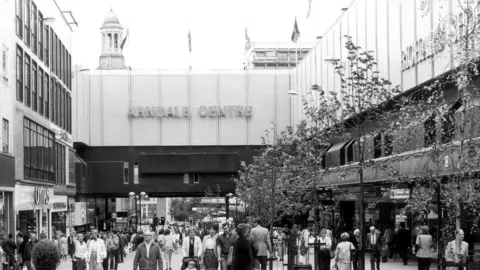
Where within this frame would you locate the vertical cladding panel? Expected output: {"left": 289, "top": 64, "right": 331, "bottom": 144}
{"left": 327, "top": 35, "right": 334, "bottom": 96}
{"left": 321, "top": 38, "right": 328, "bottom": 94}
{"left": 102, "top": 75, "right": 130, "bottom": 146}
{"left": 89, "top": 75, "right": 103, "bottom": 146}
{"left": 415, "top": 0, "right": 433, "bottom": 86}
{"left": 377, "top": 0, "right": 389, "bottom": 82}
{"left": 276, "top": 74, "right": 291, "bottom": 130}
{"left": 161, "top": 74, "right": 189, "bottom": 146}
{"left": 349, "top": 2, "right": 358, "bottom": 46}
{"left": 356, "top": 0, "right": 367, "bottom": 50}
{"left": 333, "top": 25, "right": 342, "bottom": 96}
{"left": 316, "top": 44, "right": 322, "bottom": 87}
{"left": 248, "top": 74, "right": 275, "bottom": 145}
{"left": 366, "top": 0, "right": 377, "bottom": 53}
{"left": 190, "top": 74, "right": 218, "bottom": 145}
{"left": 400, "top": 0, "right": 416, "bottom": 91}
{"left": 131, "top": 74, "right": 160, "bottom": 146}
{"left": 389, "top": 1, "right": 402, "bottom": 88}
{"left": 218, "top": 74, "right": 247, "bottom": 145}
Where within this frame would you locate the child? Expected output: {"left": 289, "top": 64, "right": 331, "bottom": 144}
{"left": 186, "top": 260, "right": 198, "bottom": 270}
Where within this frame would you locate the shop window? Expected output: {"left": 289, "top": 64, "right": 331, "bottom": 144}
{"left": 441, "top": 100, "right": 463, "bottom": 143}
{"left": 123, "top": 162, "right": 129, "bottom": 184}
{"left": 373, "top": 133, "right": 382, "bottom": 159}
{"left": 133, "top": 162, "right": 139, "bottom": 184}
{"left": 424, "top": 114, "right": 436, "bottom": 147}
{"left": 2, "top": 119, "right": 9, "bottom": 154}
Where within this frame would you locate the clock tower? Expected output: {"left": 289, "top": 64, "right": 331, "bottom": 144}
{"left": 98, "top": 9, "right": 127, "bottom": 70}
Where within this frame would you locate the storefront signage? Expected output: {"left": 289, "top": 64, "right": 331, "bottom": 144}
{"left": 34, "top": 187, "right": 50, "bottom": 205}
{"left": 390, "top": 189, "right": 410, "bottom": 200}
{"left": 128, "top": 105, "right": 253, "bottom": 118}
{"left": 53, "top": 202, "right": 67, "bottom": 210}
{"left": 51, "top": 195, "right": 68, "bottom": 212}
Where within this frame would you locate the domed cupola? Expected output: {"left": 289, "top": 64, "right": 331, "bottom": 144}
{"left": 98, "top": 9, "right": 127, "bottom": 70}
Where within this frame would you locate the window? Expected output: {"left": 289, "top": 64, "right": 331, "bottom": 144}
{"left": 55, "top": 82, "right": 59, "bottom": 125}
{"left": 24, "top": 53, "right": 30, "bottom": 107}
{"left": 2, "top": 119, "right": 9, "bottom": 154}
{"left": 23, "top": 118, "right": 55, "bottom": 181}
{"left": 38, "top": 68, "right": 43, "bottom": 115}
{"left": 68, "top": 53, "right": 71, "bottom": 88}
{"left": 345, "top": 141, "right": 355, "bottom": 163}
{"left": 192, "top": 174, "right": 199, "bottom": 184}
{"left": 67, "top": 93, "right": 71, "bottom": 133}
{"left": 68, "top": 150, "right": 75, "bottom": 185}
{"left": 38, "top": 12, "right": 43, "bottom": 61}
{"left": 255, "top": 51, "right": 265, "bottom": 58}
{"left": 44, "top": 74, "right": 49, "bottom": 119}
{"left": 16, "top": 0, "right": 23, "bottom": 38}
{"left": 183, "top": 174, "right": 189, "bottom": 184}
{"left": 55, "top": 142, "right": 65, "bottom": 185}
{"left": 31, "top": 61, "right": 37, "bottom": 111}
{"left": 442, "top": 101, "right": 463, "bottom": 143}
{"left": 123, "top": 162, "right": 129, "bottom": 184}
{"left": 278, "top": 51, "right": 287, "bottom": 60}
{"left": 384, "top": 134, "right": 393, "bottom": 157}
{"left": 114, "top": 34, "right": 118, "bottom": 49}
{"left": 44, "top": 25, "right": 49, "bottom": 66}
{"left": 133, "top": 162, "right": 139, "bottom": 184}
{"left": 16, "top": 46, "right": 23, "bottom": 102}
{"left": 50, "top": 77, "right": 54, "bottom": 122}
{"left": 56, "top": 35, "right": 60, "bottom": 76}
{"left": 1, "top": 44, "right": 9, "bottom": 79}
{"left": 51, "top": 32, "right": 55, "bottom": 73}
{"left": 373, "top": 133, "right": 382, "bottom": 159}
{"left": 23, "top": 0, "right": 30, "bottom": 46}
{"left": 61, "top": 88, "right": 65, "bottom": 129}
{"left": 31, "top": 2, "right": 37, "bottom": 54}
{"left": 266, "top": 50, "right": 276, "bottom": 58}
{"left": 424, "top": 114, "right": 436, "bottom": 147}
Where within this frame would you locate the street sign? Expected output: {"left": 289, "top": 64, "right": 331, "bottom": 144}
{"left": 390, "top": 189, "right": 410, "bottom": 199}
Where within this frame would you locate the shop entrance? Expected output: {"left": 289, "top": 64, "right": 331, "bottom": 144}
{"left": 339, "top": 201, "right": 355, "bottom": 230}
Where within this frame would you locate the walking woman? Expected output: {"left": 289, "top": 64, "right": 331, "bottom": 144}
{"left": 60, "top": 234, "right": 68, "bottom": 261}
{"left": 201, "top": 227, "right": 219, "bottom": 270}
{"left": 317, "top": 228, "right": 332, "bottom": 270}
{"left": 334, "top": 232, "right": 355, "bottom": 270}
{"left": 232, "top": 224, "right": 254, "bottom": 270}
{"left": 74, "top": 234, "right": 88, "bottom": 270}
{"left": 86, "top": 230, "right": 107, "bottom": 270}
{"left": 163, "top": 229, "right": 175, "bottom": 270}
{"left": 415, "top": 226, "right": 434, "bottom": 270}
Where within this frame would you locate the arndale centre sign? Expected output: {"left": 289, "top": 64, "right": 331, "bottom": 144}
{"left": 128, "top": 105, "right": 253, "bottom": 118}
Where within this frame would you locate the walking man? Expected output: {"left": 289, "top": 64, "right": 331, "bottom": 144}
{"left": 216, "top": 223, "right": 237, "bottom": 270}
{"left": 396, "top": 222, "right": 411, "bottom": 265}
{"left": 250, "top": 218, "right": 272, "bottom": 270}
{"left": 133, "top": 230, "right": 163, "bottom": 270}
{"left": 366, "top": 226, "right": 383, "bottom": 270}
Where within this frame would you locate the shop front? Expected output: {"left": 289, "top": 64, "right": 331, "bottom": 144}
{"left": 51, "top": 195, "right": 68, "bottom": 236}
{"left": 15, "top": 185, "right": 54, "bottom": 239}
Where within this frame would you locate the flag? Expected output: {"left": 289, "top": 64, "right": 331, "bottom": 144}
{"left": 291, "top": 18, "right": 300, "bottom": 43}
{"left": 188, "top": 30, "right": 192, "bottom": 52}
{"left": 120, "top": 29, "right": 129, "bottom": 49}
{"left": 307, "top": 0, "right": 312, "bottom": 18}
{"left": 245, "top": 27, "right": 252, "bottom": 52}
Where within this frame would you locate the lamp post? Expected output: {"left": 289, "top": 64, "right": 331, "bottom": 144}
{"left": 129, "top": 191, "right": 147, "bottom": 231}
{"left": 226, "top": 193, "right": 234, "bottom": 224}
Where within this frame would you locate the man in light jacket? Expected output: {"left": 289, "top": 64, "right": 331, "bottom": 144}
{"left": 133, "top": 230, "right": 163, "bottom": 270}
{"left": 182, "top": 228, "right": 202, "bottom": 258}
{"left": 250, "top": 218, "right": 272, "bottom": 270}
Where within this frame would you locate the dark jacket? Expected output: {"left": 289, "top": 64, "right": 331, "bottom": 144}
{"left": 232, "top": 236, "right": 254, "bottom": 270}
{"left": 133, "top": 242, "right": 163, "bottom": 270}
{"left": 67, "top": 236, "right": 76, "bottom": 255}
{"left": 1, "top": 239, "right": 17, "bottom": 254}
{"left": 23, "top": 240, "right": 38, "bottom": 261}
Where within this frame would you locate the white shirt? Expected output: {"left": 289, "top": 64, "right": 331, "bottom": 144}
{"left": 145, "top": 241, "right": 153, "bottom": 259}
{"left": 371, "top": 234, "right": 377, "bottom": 245}
{"left": 74, "top": 241, "right": 88, "bottom": 259}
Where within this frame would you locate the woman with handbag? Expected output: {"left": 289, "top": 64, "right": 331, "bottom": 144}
{"left": 415, "top": 226, "right": 434, "bottom": 270}
{"left": 334, "top": 233, "right": 356, "bottom": 270}
{"left": 317, "top": 228, "right": 332, "bottom": 270}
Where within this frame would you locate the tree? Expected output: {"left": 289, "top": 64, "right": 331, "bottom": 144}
{"left": 169, "top": 197, "right": 202, "bottom": 222}
{"left": 326, "top": 36, "right": 402, "bottom": 270}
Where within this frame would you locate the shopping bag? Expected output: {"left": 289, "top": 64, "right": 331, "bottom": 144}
{"left": 227, "top": 247, "right": 234, "bottom": 266}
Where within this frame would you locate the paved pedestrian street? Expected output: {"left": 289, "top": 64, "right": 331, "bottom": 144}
{"left": 56, "top": 250, "right": 437, "bottom": 270}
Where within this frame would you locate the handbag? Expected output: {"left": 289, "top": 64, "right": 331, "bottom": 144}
{"left": 227, "top": 247, "right": 234, "bottom": 266}
{"left": 381, "top": 248, "right": 388, "bottom": 263}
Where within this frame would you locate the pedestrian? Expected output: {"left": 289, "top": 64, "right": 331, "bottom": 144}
{"left": 317, "top": 228, "right": 332, "bottom": 270}
{"left": 19, "top": 235, "right": 29, "bottom": 269}
{"left": 445, "top": 229, "right": 468, "bottom": 270}
{"left": 414, "top": 225, "right": 434, "bottom": 270}
{"left": 31, "top": 239, "right": 61, "bottom": 270}
{"left": 350, "top": 229, "right": 360, "bottom": 270}
{"left": 216, "top": 223, "right": 237, "bottom": 270}
{"left": 366, "top": 226, "right": 382, "bottom": 270}
{"left": 108, "top": 231, "right": 120, "bottom": 270}
{"left": 277, "top": 228, "right": 286, "bottom": 262}
{"left": 163, "top": 229, "right": 175, "bottom": 270}
{"left": 86, "top": 230, "right": 107, "bottom": 270}
{"left": 250, "top": 218, "right": 271, "bottom": 270}
{"left": 334, "top": 232, "right": 355, "bottom": 270}
{"left": 74, "top": 234, "right": 87, "bottom": 270}
{"left": 383, "top": 226, "right": 395, "bottom": 258}
{"left": 232, "top": 224, "right": 254, "bottom": 270}
{"left": 118, "top": 231, "right": 127, "bottom": 263}
{"left": 201, "top": 227, "right": 218, "bottom": 270}
{"left": 2, "top": 233, "right": 17, "bottom": 270}
{"left": 68, "top": 230, "right": 77, "bottom": 260}
{"left": 133, "top": 230, "right": 163, "bottom": 270}
{"left": 60, "top": 234, "right": 68, "bottom": 261}
{"left": 23, "top": 233, "right": 38, "bottom": 270}
{"left": 396, "top": 222, "right": 411, "bottom": 265}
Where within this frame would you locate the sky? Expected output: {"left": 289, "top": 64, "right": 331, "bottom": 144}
{"left": 58, "top": 0, "right": 353, "bottom": 70}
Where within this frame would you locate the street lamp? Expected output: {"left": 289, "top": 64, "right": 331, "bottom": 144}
{"left": 129, "top": 191, "right": 147, "bottom": 232}
{"left": 226, "top": 193, "right": 234, "bottom": 223}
